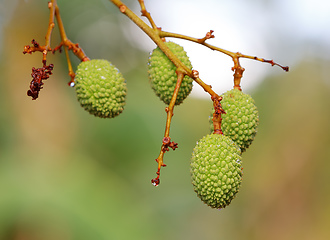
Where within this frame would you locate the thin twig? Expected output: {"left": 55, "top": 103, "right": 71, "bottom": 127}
{"left": 138, "top": 0, "right": 158, "bottom": 29}
{"left": 160, "top": 30, "right": 289, "bottom": 72}
{"left": 54, "top": 3, "right": 89, "bottom": 61}
{"left": 152, "top": 70, "right": 184, "bottom": 186}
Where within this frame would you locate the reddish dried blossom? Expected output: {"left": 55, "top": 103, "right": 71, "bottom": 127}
{"left": 32, "top": 39, "right": 39, "bottom": 47}
{"left": 168, "top": 141, "right": 178, "bottom": 150}
{"left": 27, "top": 63, "right": 54, "bottom": 100}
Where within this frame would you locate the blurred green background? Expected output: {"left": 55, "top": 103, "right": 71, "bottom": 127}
{"left": 1, "top": 0, "right": 330, "bottom": 239}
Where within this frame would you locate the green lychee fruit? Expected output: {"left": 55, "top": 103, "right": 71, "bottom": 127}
{"left": 210, "top": 89, "right": 259, "bottom": 152}
{"left": 74, "top": 59, "right": 127, "bottom": 118}
{"left": 147, "top": 41, "right": 193, "bottom": 105}
{"left": 190, "top": 133, "right": 243, "bottom": 209}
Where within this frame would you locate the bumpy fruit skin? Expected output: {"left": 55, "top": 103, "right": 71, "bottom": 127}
{"left": 147, "top": 41, "right": 193, "bottom": 105}
{"left": 74, "top": 59, "right": 127, "bottom": 118}
{"left": 210, "top": 89, "right": 259, "bottom": 152}
{"left": 190, "top": 133, "right": 243, "bottom": 209}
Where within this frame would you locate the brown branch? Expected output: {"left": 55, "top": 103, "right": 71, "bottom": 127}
{"left": 23, "top": 0, "right": 55, "bottom": 57}
{"left": 23, "top": 39, "right": 48, "bottom": 55}
{"left": 110, "top": 0, "right": 220, "bottom": 99}
{"left": 160, "top": 30, "right": 289, "bottom": 72}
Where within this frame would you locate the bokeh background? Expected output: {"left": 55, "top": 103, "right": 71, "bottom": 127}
{"left": 1, "top": 0, "right": 330, "bottom": 239}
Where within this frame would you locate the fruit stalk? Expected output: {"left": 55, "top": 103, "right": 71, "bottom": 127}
{"left": 211, "top": 95, "right": 225, "bottom": 135}
{"left": 54, "top": 2, "right": 89, "bottom": 62}
{"left": 164, "top": 70, "right": 185, "bottom": 136}
{"left": 232, "top": 57, "right": 245, "bottom": 90}
{"left": 152, "top": 71, "right": 184, "bottom": 186}
{"left": 53, "top": 0, "right": 89, "bottom": 85}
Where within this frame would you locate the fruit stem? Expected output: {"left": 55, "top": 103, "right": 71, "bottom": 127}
{"left": 54, "top": 2, "right": 90, "bottom": 62}
{"left": 232, "top": 57, "right": 244, "bottom": 91}
{"left": 53, "top": 0, "right": 90, "bottom": 85}
{"left": 153, "top": 70, "right": 184, "bottom": 185}
{"left": 164, "top": 70, "right": 184, "bottom": 137}
{"left": 63, "top": 45, "right": 76, "bottom": 86}
{"left": 212, "top": 95, "right": 226, "bottom": 135}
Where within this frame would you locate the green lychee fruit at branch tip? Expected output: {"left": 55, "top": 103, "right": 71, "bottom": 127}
{"left": 190, "top": 133, "right": 243, "bottom": 209}
{"left": 147, "top": 41, "right": 193, "bottom": 105}
{"left": 210, "top": 89, "right": 259, "bottom": 153}
{"left": 74, "top": 59, "right": 127, "bottom": 118}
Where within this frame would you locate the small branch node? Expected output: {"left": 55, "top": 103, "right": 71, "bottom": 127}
{"left": 162, "top": 137, "right": 171, "bottom": 145}
{"left": 119, "top": 4, "right": 127, "bottom": 13}
{"left": 192, "top": 69, "right": 199, "bottom": 78}
{"left": 52, "top": 44, "right": 62, "bottom": 54}
{"left": 197, "top": 30, "right": 215, "bottom": 44}
{"left": 205, "top": 30, "right": 215, "bottom": 39}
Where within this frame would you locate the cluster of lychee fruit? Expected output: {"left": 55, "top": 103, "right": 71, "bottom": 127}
{"left": 73, "top": 41, "right": 193, "bottom": 118}
{"left": 73, "top": 41, "right": 259, "bottom": 210}
{"left": 191, "top": 89, "right": 259, "bottom": 209}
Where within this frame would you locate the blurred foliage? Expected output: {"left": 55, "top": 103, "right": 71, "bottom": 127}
{"left": 0, "top": 0, "right": 330, "bottom": 239}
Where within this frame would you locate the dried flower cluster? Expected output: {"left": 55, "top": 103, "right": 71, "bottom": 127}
{"left": 27, "top": 62, "right": 54, "bottom": 100}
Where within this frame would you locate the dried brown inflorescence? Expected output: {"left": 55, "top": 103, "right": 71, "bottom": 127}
{"left": 27, "top": 61, "right": 54, "bottom": 100}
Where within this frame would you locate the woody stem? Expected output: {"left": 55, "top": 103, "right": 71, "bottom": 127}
{"left": 43, "top": 0, "right": 56, "bottom": 62}
{"left": 110, "top": 0, "right": 219, "bottom": 98}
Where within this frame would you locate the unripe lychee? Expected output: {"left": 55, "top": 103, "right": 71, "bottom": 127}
{"left": 74, "top": 59, "right": 127, "bottom": 118}
{"left": 210, "top": 89, "right": 259, "bottom": 152}
{"left": 190, "top": 133, "right": 243, "bottom": 209}
{"left": 147, "top": 41, "right": 193, "bottom": 105}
